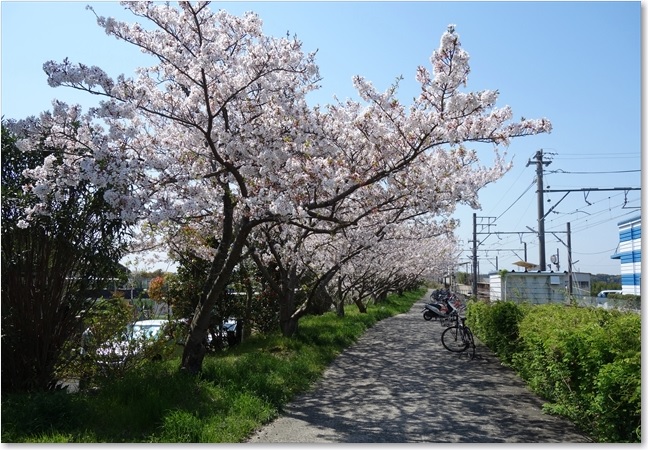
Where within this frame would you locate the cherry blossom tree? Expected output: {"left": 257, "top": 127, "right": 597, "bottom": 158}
{"left": 17, "top": 2, "right": 551, "bottom": 373}
{"left": 28, "top": 2, "right": 325, "bottom": 373}
{"left": 247, "top": 221, "right": 369, "bottom": 336}
{"left": 338, "top": 228, "right": 461, "bottom": 308}
{"left": 246, "top": 195, "right": 464, "bottom": 334}
{"left": 307, "top": 216, "right": 461, "bottom": 316}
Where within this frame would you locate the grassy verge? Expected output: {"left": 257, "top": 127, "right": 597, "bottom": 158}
{"left": 2, "top": 287, "right": 425, "bottom": 443}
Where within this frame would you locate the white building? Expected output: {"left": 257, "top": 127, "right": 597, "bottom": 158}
{"left": 611, "top": 215, "right": 641, "bottom": 295}
{"left": 489, "top": 271, "right": 591, "bottom": 304}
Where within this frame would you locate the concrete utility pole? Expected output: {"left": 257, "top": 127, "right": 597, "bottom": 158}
{"left": 567, "top": 222, "right": 573, "bottom": 296}
{"left": 527, "top": 149, "right": 552, "bottom": 271}
{"left": 472, "top": 213, "right": 478, "bottom": 297}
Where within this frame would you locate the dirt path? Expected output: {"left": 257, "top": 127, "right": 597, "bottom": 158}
{"left": 246, "top": 290, "right": 592, "bottom": 443}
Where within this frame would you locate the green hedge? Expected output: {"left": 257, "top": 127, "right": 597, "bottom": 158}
{"left": 467, "top": 301, "right": 640, "bottom": 443}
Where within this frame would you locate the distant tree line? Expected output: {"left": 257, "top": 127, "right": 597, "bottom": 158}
{"left": 590, "top": 274, "right": 621, "bottom": 297}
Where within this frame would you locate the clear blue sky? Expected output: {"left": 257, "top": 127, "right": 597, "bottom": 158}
{"left": 1, "top": 1, "right": 643, "bottom": 275}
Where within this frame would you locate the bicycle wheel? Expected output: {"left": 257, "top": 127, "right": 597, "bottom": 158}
{"left": 463, "top": 326, "right": 475, "bottom": 347}
{"left": 441, "top": 326, "right": 469, "bottom": 352}
{"left": 463, "top": 326, "right": 476, "bottom": 358}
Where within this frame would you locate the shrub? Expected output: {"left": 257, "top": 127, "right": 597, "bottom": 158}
{"left": 468, "top": 301, "right": 641, "bottom": 443}
{"left": 466, "top": 300, "right": 525, "bottom": 364}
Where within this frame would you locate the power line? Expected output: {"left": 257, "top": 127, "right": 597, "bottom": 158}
{"left": 547, "top": 169, "right": 640, "bottom": 175}
{"left": 554, "top": 152, "right": 638, "bottom": 156}
{"left": 485, "top": 163, "right": 532, "bottom": 215}
{"left": 477, "top": 194, "right": 636, "bottom": 249}
{"left": 495, "top": 180, "right": 535, "bottom": 221}
{"left": 552, "top": 154, "right": 638, "bottom": 160}
{"left": 568, "top": 210, "right": 639, "bottom": 234}
{"left": 544, "top": 193, "right": 640, "bottom": 231}
{"left": 572, "top": 247, "right": 618, "bottom": 256}
{"left": 465, "top": 148, "right": 640, "bottom": 277}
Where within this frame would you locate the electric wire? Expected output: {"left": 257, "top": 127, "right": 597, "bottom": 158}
{"left": 572, "top": 247, "right": 618, "bottom": 256}
{"left": 546, "top": 169, "right": 640, "bottom": 175}
{"left": 470, "top": 191, "right": 638, "bottom": 271}
{"left": 553, "top": 152, "right": 637, "bottom": 156}
{"left": 551, "top": 154, "right": 638, "bottom": 160}
{"left": 494, "top": 179, "right": 535, "bottom": 222}
{"left": 545, "top": 192, "right": 639, "bottom": 232}
{"left": 464, "top": 150, "right": 640, "bottom": 273}
{"left": 485, "top": 163, "right": 532, "bottom": 215}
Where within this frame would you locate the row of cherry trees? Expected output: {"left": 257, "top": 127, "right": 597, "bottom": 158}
{"left": 13, "top": 2, "right": 551, "bottom": 374}
{"left": 245, "top": 216, "right": 462, "bottom": 336}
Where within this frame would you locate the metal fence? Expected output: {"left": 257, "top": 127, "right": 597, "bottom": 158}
{"left": 569, "top": 295, "right": 641, "bottom": 312}
{"left": 455, "top": 284, "right": 641, "bottom": 313}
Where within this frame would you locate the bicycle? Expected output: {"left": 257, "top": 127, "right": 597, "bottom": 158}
{"left": 441, "top": 317, "right": 476, "bottom": 358}
{"left": 439, "top": 309, "right": 459, "bottom": 327}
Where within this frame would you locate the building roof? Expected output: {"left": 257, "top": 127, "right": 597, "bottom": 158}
{"left": 617, "top": 215, "right": 641, "bottom": 227}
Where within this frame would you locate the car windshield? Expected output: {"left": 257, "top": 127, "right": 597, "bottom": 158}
{"left": 130, "top": 324, "right": 162, "bottom": 339}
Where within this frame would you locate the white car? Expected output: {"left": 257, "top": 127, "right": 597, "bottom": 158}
{"left": 96, "top": 319, "right": 169, "bottom": 366}
{"left": 597, "top": 290, "right": 622, "bottom": 298}
{"left": 129, "top": 319, "right": 169, "bottom": 339}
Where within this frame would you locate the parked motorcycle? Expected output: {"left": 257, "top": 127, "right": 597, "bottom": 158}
{"left": 422, "top": 290, "right": 460, "bottom": 325}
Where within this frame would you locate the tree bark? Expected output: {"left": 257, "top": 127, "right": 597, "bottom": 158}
{"left": 180, "top": 191, "right": 253, "bottom": 374}
{"left": 335, "top": 277, "right": 346, "bottom": 317}
{"left": 278, "top": 267, "right": 299, "bottom": 337}
{"left": 353, "top": 297, "right": 368, "bottom": 313}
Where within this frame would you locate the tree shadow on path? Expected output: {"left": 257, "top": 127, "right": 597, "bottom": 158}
{"left": 247, "top": 291, "right": 593, "bottom": 443}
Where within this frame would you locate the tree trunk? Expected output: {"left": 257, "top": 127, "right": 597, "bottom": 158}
{"left": 374, "top": 290, "right": 388, "bottom": 304}
{"left": 278, "top": 267, "right": 299, "bottom": 337}
{"left": 336, "top": 300, "right": 345, "bottom": 317}
{"left": 238, "top": 261, "right": 255, "bottom": 343}
{"left": 307, "top": 284, "right": 334, "bottom": 315}
{"left": 280, "top": 315, "right": 300, "bottom": 337}
{"left": 353, "top": 297, "right": 368, "bottom": 313}
{"left": 180, "top": 192, "right": 252, "bottom": 374}
{"left": 335, "top": 277, "right": 345, "bottom": 317}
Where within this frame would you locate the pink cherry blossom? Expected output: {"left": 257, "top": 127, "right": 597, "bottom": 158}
{"left": 16, "top": 2, "right": 550, "bottom": 372}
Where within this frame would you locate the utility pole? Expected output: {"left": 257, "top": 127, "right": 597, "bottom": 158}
{"left": 527, "top": 149, "right": 552, "bottom": 271}
{"left": 524, "top": 242, "right": 527, "bottom": 262}
{"left": 567, "top": 222, "right": 573, "bottom": 297}
{"left": 470, "top": 214, "right": 499, "bottom": 297}
{"left": 472, "top": 213, "right": 478, "bottom": 297}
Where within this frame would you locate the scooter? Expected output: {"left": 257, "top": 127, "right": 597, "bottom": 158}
{"left": 422, "top": 298, "right": 449, "bottom": 321}
{"left": 422, "top": 292, "right": 460, "bottom": 325}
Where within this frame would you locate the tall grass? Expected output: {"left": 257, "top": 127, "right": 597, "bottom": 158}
{"left": 2, "top": 288, "right": 425, "bottom": 443}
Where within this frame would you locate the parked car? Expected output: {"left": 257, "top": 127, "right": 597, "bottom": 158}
{"left": 595, "top": 290, "right": 623, "bottom": 309}
{"left": 155, "top": 317, "right": 238, "bottom": 350}
{"left": 597, "top": 290, "right": 623, "bottom": 298}
{"left": 221, "top": 318, "right": 238, "bottom": 346}
{"left": 204, "top": 318, "right": 238, "bottom": 349}
{"left": 129, "top": 319, "right": 169, "bottom": 339}
{"left": 95, "top": 319, "right": 169, "bottom": 367}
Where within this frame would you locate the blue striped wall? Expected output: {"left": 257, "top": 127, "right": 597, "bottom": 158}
{"left": 611, "top": 215, "right": 641, "bottom": 295}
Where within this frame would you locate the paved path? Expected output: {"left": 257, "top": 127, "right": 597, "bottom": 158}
{"left": 246, "top": 290, "right": 593, "bottom": 443}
